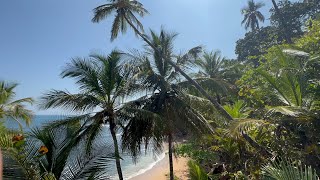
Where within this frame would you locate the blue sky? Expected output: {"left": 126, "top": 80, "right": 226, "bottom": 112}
{"left": 0, "top": 0, "right": 273, "bottom": 115}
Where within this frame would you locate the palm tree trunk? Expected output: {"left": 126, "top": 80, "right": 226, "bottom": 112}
{"left": 271, "top": 0, "right": 292, "bottom": 43}
{"left": 110, "top": 121, "right": 123, "bottom": 180}
{"left": 168, "top": 133, "right": 174, "bottom": 180}
{"left": 216, "top": 94, "right": 221, "bottom": 104}
{"left": 241, "top": 132, "right": 271, "bottom": 157}
{"left": 124, "top": 16, "right": 271, "bottom": 161}
{"left": 124, "top": 16, "right": 233, "bottom": 122}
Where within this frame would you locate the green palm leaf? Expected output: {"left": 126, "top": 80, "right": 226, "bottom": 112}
{"left": 262, "top": 159, "right": 319, "bottom": 180}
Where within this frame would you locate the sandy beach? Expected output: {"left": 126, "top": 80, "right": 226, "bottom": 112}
{"left": 129, "top": 154, "right": 189, "bottom": 180}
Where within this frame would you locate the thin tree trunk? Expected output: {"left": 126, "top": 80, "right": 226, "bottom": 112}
{"left": 241, "top": 132, "right": 272, "bottom": 157}
{"left": 216, "top": 94, "right": 221, "bottom": 104}
{"left": 168, "top": 133, "right": 174, "bottom": 180}
{"left": 125, "top": 16, "right": 272, "bottom": 158}
{"left": 110, "top": 121, "right": 123, "bottom": 180}
{"left": 124, "top": 16, "right": 233, "bottom": 122}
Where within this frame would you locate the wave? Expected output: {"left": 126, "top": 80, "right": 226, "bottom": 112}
{"left": 125, "top": 152, "right": 166, "bottom": 180}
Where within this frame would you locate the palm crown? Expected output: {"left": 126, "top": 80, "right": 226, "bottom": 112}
{"left": 92, "top": 0, "right": 149, "bottom": 41}
{"left": 41, "top": 51, "right": 135, "bottom": 112}
{"left": 121, "top": 29, "right": 213, "bottom": 180}
{"left": 241, "top": 0, "right": 265, "bottom": 31}
{"left": 0, "top": 81, "right": 33, "bottom": 129}
{"left": 40, "top": 50, "right": 138, "bottom": 180}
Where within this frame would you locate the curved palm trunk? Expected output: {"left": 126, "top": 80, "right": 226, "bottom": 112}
{"left": 110, "top": 121, "right": 123, "bottom": 180}
{"left": 168, "top": 133, "right": 174, "bottom": 180}
{"left": 241, "top": 132, "right": 271, "bottom": 157}
{"left": 124, "top": 15, "right": 271, "bottom": 159}
{"left": 124, "top": 16, "right": 233, "bottom": 122}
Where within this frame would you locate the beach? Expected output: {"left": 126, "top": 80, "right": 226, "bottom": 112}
{"left": 129, "top": 154, "right": 189, "bottom": 180}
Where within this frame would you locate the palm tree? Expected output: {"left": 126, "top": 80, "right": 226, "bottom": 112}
{"left": 92, "top": 0, "right": 148, "bottom": 41}
{"left": 192, "top": 50, "right": 235, "bottom": 103}
{"left": 0, "top": 81, "right": 33, "bottom": 129}
{"left": 241, "top": 0, "right": 265, "bottom": 31}
{"left": 28, "top": 123, "right": 113, "bottom": 179}
{"left": 1, "top": 120, "right": 113, "bottom": 179}
{"left": 92, "top": 0, "right": 234, "bottom": 121}
{"left": 196, "top": 50, "right": 226, "bottom": 79}
{"left": 40, "top": 51, "right": 138, "bottom": 180}
{"left": 120, "top": 29, "right": 213, "bottom": 180}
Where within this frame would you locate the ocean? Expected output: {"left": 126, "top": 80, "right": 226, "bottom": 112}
{"left": 4, "top": 115, "right": 165, "bottom": 180}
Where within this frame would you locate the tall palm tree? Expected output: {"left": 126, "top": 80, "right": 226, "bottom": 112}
{"left": 241, "top": 0, "right": 265, "bottom": 31}
{"left": 0, "top": 81, "right": 33, "bottom": 129}
{"left": 120, "top": 29, "right": 214, "bottom": 180}
{"left": 92, "top": 0, "right": 234, "bottom": 121}
{"left": 40, "top": 51, "right": 138, "bottom": 180}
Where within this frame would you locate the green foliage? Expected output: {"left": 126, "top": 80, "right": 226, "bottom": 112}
{"left": 187, "top": 160, "right": 208, "bottom": 180}
{"left": 40, "top": 51, "right": 140, "bottom": 179}
{"left": 186, "top": 50, "right": 238, "bottom": 98}
{"left": 0, "top": 81, "right": 33, "bottom": 129}
{"left": 223, "top": 100, "right": 248, "bottom": 118}
{"left": 176, "top": 142, "right": 218, "bottom": 164}
{"left": 235, "top": 26, "right": 279, "bottom": 64}
{"left": 238, "top": 47, "right": 316, "bottom": 108}
{"left": 4, "top": 120, "right": 114, "bottom": 180}
{"left": 270, "top": 1, "right": 307, "bottom": 42}
{"left": 120, "top": 29, "right": 214, "bottom": 180}
{"left": 295, "top": 19, "right": 320, "bottom": 54}
{"left": 262, "top": 159, "right": 319, "bottom": 180}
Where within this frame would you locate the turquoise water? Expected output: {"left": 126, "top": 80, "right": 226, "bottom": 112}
{"left": 4, "top": 115, "right": 165, "bottom": 180}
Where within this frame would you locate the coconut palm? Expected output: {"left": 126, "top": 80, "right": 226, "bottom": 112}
{"left": 92, "top": 0, "right": 148, "bottom": 41}
{"left": 120, "top": 29, "right": 214, "bottom": 180}
{"left": 0, "top": 81, "right": 33, "bottom": 129}
{"left": 196, "top": 51, "right": 226, "bottom": 79}
{"left": 40, "top": 51, "right": 138, "bottom": 180}
{"left": 92, "top": 0, "right": 234, "bottom": 121}
{"left": 191, "top": 50, "right": 236, "bottom": 103}
{"left": 241, "top": 0, "right": 265, "bottom": 31}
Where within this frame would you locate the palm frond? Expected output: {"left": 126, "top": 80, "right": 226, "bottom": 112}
{"left": 92, "top": 3, "right": 115, "bottom": 23}
{"left": 262, "top": 159, "right": 319, "bottom": 180}
{"left": 223, "top": 100, "right": 248, "bottom": 118}
{"left": 226, "top": 118, "right": 267, "bottom": 139}
{"left": 188, "top": 160, "right": 208, "bottom": 180}
{"left": 39, "top": 90, "right": 100, "bottom": 112}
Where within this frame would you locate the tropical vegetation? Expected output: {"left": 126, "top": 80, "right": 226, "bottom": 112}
{"left": 1, "top": 0, "right": 320, "bottom": 180}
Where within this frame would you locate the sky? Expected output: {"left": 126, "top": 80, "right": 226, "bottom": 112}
{"left": 0, "top": 0, "right": 273, "bottom": 115}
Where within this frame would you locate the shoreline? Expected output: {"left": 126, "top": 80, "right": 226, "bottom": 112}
{"left": 125, "top": 152, "right": 166, "bottom": 180}
{"left": 129, "top": 153, "right": 189, "bottom": 180}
